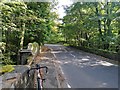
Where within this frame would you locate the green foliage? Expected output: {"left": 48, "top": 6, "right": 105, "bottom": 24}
{"left": 0, "top": 65, "right": 15, "bottom": 74}
{"left": 32, "top": 42, "right": 39, "bottom": 54}
{"left": 61, "top": 2, "right": 120, "bottom": 52}
{"left": 2, "top": 53, "right": 15, "bottom": 65}
{"left": 1, "top": 1, "right": 58, "bottom": 65}
{"left": 45, "top": 29, "right": 64, "bottom": 44}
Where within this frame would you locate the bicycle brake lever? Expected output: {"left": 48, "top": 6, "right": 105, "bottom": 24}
{"left": 46, "top": 67, "right": 48, "bottom": 73}
{"left": 40, "top": 66, "right": 48, "bottom": 73}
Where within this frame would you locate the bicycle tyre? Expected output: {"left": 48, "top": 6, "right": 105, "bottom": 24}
{"left": 34, "top": 69, "right": 42, "bottom": 90}
{"left": 37, "top": 77, "right": 41, "bottom": 90}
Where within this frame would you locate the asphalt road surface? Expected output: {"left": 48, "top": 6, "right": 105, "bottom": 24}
{"left": 45, "top": 44, "right": 119, "bottom": 88}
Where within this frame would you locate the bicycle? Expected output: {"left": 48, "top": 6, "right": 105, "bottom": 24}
{"left": 27, "top": 64, "right": 48, "bottom": 90}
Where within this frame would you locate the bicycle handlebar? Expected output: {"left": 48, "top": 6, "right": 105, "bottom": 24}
{"left": 27, "top": 64, "right": 48, "bottom": 76}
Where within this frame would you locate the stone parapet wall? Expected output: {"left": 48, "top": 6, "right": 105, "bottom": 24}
{"left": 70, "top": 46, "right": 120, "bottom": 62}
{"left": 1, "top": 65, "right": 35, "bottom": 89}
{"left": 1, "top": 42, "right": 40, "bottom": 89}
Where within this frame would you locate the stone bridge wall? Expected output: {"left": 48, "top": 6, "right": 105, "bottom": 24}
{"left": 1, "top": 65, "right": 35, "bottom": 89}
{"left": 1, "top": 43, "right": 40, "bottom": 89}
{"left": 71, "top": 46, "right": 120, "bottom": 61}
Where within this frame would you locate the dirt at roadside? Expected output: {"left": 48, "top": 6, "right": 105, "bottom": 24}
{"left": 33, "top": 46, "right": 61, "bottom": 88}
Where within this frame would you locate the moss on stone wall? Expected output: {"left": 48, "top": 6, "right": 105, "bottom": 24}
{"left": 0, "top": 65, "right": 15, "bottom": 74}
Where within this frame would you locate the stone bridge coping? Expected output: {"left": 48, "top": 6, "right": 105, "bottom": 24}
{"left": 1, "top": 65, "right": 32, "bottom": 89}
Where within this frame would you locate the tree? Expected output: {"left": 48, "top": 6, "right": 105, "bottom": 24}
{"left": 1, "top": 1, "right": 58, "bottom": 64}
{"left": 61, "top": 1, "right": 120, "bottom": 52}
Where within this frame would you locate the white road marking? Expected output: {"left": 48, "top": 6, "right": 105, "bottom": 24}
{"left": 67, "top": 83, "right": 72, "bottom": 88}
{"left": 70, "top": 53, "right": 76, "bottom": 58}
{"left": 60, "top": 66, "right": 65, "bottom": 75}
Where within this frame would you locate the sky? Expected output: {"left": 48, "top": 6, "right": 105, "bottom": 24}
{"left": 57, "top": 0, "right": 73, "bottom": 18}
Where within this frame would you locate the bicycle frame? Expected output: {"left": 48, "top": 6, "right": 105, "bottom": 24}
{"left": 27, "top": 64, "right": 48, "bottom": 90}
{"left": 36, "top": 67, "right": 42, "bottom": 90}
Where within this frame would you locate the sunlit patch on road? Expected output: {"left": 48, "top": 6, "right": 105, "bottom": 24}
{"left": 45, "top": 44, "right": 118, "bottom": 88}
{"left": 97, "top": 61, "right": 117, "bottom": 66}
{"left": 99, "top": 82, "right": 108, "bottom": 87}
{"left": 41, "top": 57, "right": 51, "bottom": 60}
{"left": 51, "top": 51, "right": 63, "bottom": 53}
{"left": 82, "top": 58, "right": 89, "bottom": 61}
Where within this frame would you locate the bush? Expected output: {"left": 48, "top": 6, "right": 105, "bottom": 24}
{"left": 2, "top": 53, "right": 15, "bottom": 65}
{"left": 0, "top": 65, "right": 15, "bottom": 74}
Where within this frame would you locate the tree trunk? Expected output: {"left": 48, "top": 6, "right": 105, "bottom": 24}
{"left": 95, "top": 3, "right": 106, "bottom": 49}
{"left": 20, "top": 23, "right": 25, "bottom": 50}
{"left": 95, "top": 3, "right": 104, "bottom": 41}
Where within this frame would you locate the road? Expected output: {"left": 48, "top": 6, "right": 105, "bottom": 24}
{"left": 45, "top": 44, "right": 119, "bottom": 88}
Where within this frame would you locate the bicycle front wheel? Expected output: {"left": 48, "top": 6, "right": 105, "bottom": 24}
{"left": 37, "top": 77, "right": 41, "bottom": 90}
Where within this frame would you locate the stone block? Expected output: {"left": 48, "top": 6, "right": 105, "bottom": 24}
{"left": 1, "top": 65, "right": 35, "bottom": 89}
